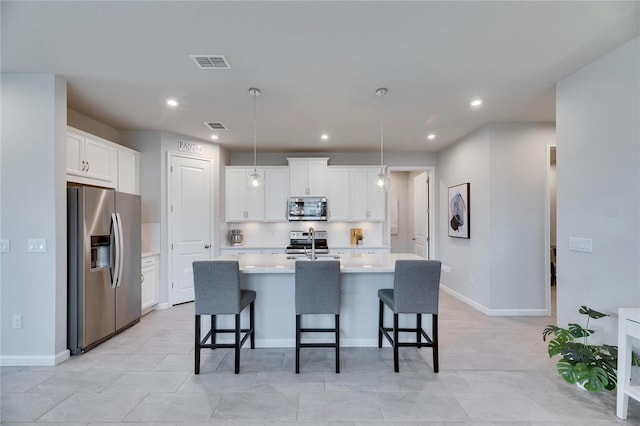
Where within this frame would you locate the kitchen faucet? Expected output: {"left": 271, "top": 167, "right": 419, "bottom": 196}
{"left": 308, "top": 226, "right": 316, "bottom": 261}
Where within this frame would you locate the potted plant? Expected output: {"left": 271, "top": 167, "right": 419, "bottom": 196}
{"left": 543, "top": 305, "right": 640, "bottom": 392}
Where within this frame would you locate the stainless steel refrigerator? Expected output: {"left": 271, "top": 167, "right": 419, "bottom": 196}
{"left": 67, "top": 185, "right": 141, "bottom": 354}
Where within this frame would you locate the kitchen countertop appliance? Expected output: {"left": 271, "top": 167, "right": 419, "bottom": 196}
{"left": 286, "top": 230, "right": 329, "bottom": 254}
{"left": 67, "top": 185, "right": 141, "bottom": 354}
{"left": 229, "top": 229, "right": 243, "bottom": 246}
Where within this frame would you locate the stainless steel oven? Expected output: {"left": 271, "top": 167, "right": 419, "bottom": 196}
{"left": 286, "top": 230, "right": 329, "bottom": 254}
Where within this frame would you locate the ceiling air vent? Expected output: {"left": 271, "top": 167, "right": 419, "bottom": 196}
{"left": 191, "top": 55, "right": 231, "bottom": 69}
{"left": 205, "top": 122, "right": 226, "bottom": 130}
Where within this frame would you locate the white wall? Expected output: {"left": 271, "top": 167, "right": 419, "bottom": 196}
{"left": 438, "top": 126, "right": 492, "bottom": 308}
{"left": 0, "top": 73, "right": 67, "bottom": 365}
{"left": 68, "top": 109, "right": 122, "bottom": 144}
{"left": 556, "top": 36, "right": 640, "bottom": 343}
{"left": 488, "top": 123, "right": 555, "bottom": 311}
{"left": 438, "top": 123, "right": 554, "bottom": 314}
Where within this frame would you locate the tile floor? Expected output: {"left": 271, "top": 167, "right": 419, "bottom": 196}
{"left": 2, "top": 290, "right": 639, "bottom": 425}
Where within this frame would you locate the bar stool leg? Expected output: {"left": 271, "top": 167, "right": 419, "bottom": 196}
{"left": 335, "top": 314, "right": 340, "bottom": 374}
{"left": 250, "top": 301, "right": 255, "bottom": 349}
{"left": 234, "top": 314, "right": 241, "bottom": 374}
{"left": 195, "top": 315, "right": 201, "bottom": 374}
{"left": 378, "top": 300, "right": 384, "bottom": 348}
{"left": 433, "top": 314, "right": 439, "bottom": 373}
{"left": 393, "top": 313, "right": 399, "bottom": 372}
{"left": 295, "top": 314, "right": 301, "bottom": 374}
{"left": 210, "top": 314, "right": 216, "bottom": 348}
{"left": 416, "top": 313, "right": 422, "bottom": 346}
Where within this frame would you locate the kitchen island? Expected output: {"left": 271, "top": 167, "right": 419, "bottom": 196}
{"left": 209, "top": 253, "right": 443, "bottom": 347}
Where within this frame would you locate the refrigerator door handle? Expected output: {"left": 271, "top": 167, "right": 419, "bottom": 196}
{"left": 115, "top": 213, "right": 125, "bottom": 287}
{"left": 111, "top": 213, "right": 121, "bottom": 289}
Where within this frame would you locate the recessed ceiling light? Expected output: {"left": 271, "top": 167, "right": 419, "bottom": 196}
{"left": 321, "top": 134, "right": 329, "bottom": 141}
{"left": 211, "top": 134, "right": 219, "bottom": 140}
{"left": 166, "top": 98, "right": 179, "bottom": 107}
{"left": 470, "top": 98, "right": 483, "bottom": 107}
{"left": 427, "top": 133, "right": 436, "bottom": 140}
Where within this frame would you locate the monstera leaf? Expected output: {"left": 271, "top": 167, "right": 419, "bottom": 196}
{"left": 557, "top": 360, "right": 610, "bottom": 392}
{"left": 579, "top": 306, "right": 609, "bottom": 319}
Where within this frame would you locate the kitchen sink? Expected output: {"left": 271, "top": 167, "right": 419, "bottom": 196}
{"left": 286, "top": 254, "right": 341, "bottom": 261}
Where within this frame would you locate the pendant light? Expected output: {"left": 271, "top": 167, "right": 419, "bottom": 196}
{"left": 248, "top": 87, "right": 263, "bottom": 191}
{"left": 374, "top": 87, "right": 390, "bottom": 192}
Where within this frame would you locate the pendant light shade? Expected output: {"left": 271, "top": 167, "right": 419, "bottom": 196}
{"left": 248, "top": 87, "right": 263, "bottom": 191}
{"left": 375, "top": 88, "right": 390, "bottom": 192}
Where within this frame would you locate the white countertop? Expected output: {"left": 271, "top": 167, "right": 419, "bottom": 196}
{"left": 215, "top": 253, "right": 446, "bottom": 274}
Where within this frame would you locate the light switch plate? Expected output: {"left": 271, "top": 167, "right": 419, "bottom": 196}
{"left": 569, "top": 237, "right": 593, "bottom": 253}
{"left": 0, "top": 239, "right": 9, "bottom": 253}
{"left": 27, "top": 239, "right": 47, "bottom": 253}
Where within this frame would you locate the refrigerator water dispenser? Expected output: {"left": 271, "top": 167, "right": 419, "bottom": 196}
{"left": 90, "top": 235, "right": 111, "bottom": 269}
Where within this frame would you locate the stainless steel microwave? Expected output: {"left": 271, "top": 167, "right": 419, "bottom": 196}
{"left": 287, "top": 197, "right": 328, "bottom": 221}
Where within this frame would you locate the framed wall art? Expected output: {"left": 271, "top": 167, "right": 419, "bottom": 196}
{"left": 448, "top": 183, "right": 470, "bottom": 238}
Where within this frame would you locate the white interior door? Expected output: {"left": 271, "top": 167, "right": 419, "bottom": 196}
{"left": 413, "top": 172, "right": 429, "bottom": 258}
{"left": 170, "top": 155, "right": 212, "bottom": 304}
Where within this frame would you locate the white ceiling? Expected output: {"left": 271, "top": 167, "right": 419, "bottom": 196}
{"left": 2, "top": 1, "right": 639, "bottom": 152}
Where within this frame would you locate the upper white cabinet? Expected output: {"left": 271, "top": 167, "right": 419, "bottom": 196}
{"left": 264, "top": 167, "right": 289, "bottom": 221}
{"left": 67, "top": 126, "right": 139, "bottom": 194}
{"left": 349, "top": 167, "right": 386, "bottom": 221}
{"left": 66, "top": 127, "right": 117, "bottom": 187}
{"left": 326, "top": 167, "right": 350, "bottom": 221}
{"left": 287, "top": 158, "right": 328, "bottom": 196}
{"left": 225, "top": 167, "right": 265, "bottom": 222}
{"left": 117, "top": 148, "right": 140, "bottom": 195}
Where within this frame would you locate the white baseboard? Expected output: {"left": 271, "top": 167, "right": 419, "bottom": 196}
{"left": 155, "top": 302, "right": 171, "bottom": 310}
{"left": 1, "top": 349, "right": 70, "bottom": 367}
{"left": 441, "top": 285, "right": 547, "bottom": 316}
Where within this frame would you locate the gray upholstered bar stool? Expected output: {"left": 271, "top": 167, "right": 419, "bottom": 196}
{"left": 192, "top": 260, "right": 255, "bottom": 375}
{"left": 378, "top": 259, "right": 441, "bottom": 373}
{"left": 295, "top": 260, "right": 341, "bottom": 374}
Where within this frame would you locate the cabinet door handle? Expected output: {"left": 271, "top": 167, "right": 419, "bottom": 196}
{"left": 204, "top": 244, "right": 210, "bottom": 249}
{"left": 86, "top": 161, "right": 90, "bottom": 172}
{"left": 81, "top": 160, "right": 86, "bottom": 171}
{"left": 141, "top": 273, "right": 145, "bottom": 283}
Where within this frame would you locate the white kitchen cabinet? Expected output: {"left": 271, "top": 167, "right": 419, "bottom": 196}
{"left": 326, "top": 167, "right": 350, "bottom": 221}
{"left": 141, "top": 254, "right": 159, "bottom": 315}
{"left": 349, "top": 167, "right": 386, "bottom": 221}
{"left": 66, "top": 127, "right": 117, "bottom": 188}
{"left": 287, "top": 158, "right": 328, "bottom": 196}
{"left": 225, "top": 167, "right": 265, "bottom": 222}
{"left": 264, "top": 167, "right": 289, "bottom": 221}
{"left": 117, "top": 148, "right": 140, "bottom": 195}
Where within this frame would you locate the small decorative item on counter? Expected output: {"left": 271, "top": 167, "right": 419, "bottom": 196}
{"left": 350, "top": 228, "right": 363, "bottom": 246}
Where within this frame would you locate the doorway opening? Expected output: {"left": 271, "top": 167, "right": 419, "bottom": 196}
{"left": 388, "top": 167, "right": 435, "bottom": 259}
{"left": 546, "top": 145, "right": 557, "bottom": 317}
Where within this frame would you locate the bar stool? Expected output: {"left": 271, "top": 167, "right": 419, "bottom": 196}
{"left": 378, "top": 259, "right": 441, "bottom": 373}
{"left": 295, "top": 260, "right": 341, "bottom": 374}
{"left": 192, "top": 260, "right": 256, "bottom": 374}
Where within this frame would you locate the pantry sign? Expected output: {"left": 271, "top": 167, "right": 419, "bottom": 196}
{"left": 177, "top": 141, "right": 204, "bottom": 154}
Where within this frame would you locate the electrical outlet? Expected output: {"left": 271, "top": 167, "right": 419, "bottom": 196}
{"left": 0, "top": 239, "right": 9, "bottom": 253}
{"left": 470, "top": 275, "right": 475, "bottom": 286}
{"left": 12, "top": 315, "right": 22, "bottom": 329}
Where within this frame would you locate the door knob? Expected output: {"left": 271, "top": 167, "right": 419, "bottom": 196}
{"left": 204, "top": 244, "right": 211, "bottom": 249}
{"left": 411, "top": 238, "right": 416, "bottom": 240}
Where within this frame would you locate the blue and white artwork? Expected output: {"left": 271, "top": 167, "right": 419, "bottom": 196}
{"left": 448, "top": 183, "right": 470, "bottom": 238}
